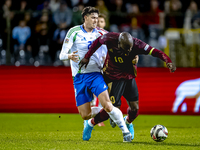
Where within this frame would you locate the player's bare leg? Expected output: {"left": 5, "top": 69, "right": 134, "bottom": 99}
{"left": 91, "top": 95, "right": 105, "bottom": 126}
{"left": 79, "top": 102, "right": 105, "bottom": 141}
{"left": 98, "top": 91, "right": 131, "bottom": 142}
{"left": 127, "top": 101, "right": 139, "bottom": 122}
{"left": 97, "top": 101, "right": 105, "bottom": 126}
{"left": 78, "top": 100, "right": 104, "bottom": 120}
{"left": 99, "top": 91, "right": 130, "bottom": 131}
{"left": 78, "top": 102, "right": 92, "bottom": 120}
{"left": 123, "top": 101, "right": 139, "bottom": 140}
{"left": 110, "top": 101, "right": 138, "bottom": 140}
{"left": 83, "top": 90, "right": 131, "bottom": 142}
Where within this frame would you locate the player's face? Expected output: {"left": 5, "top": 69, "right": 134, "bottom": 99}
{"left": 84, "top": 13, "right": 98, "bottom": 29}
{"left": 118, "top": 42, "right": 133, "bottom": 56}
{"left": 97, "top": 17, "right": 106, "bottom": 29}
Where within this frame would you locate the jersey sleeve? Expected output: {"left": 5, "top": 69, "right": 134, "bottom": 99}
{"left": 150, "top": 48, "right": 172, "bottom": 63}
{"left": 59, "top": 28, "right": 75, "bottom": 60}
{"left": 85, "top": 32, "right": 111, "bottom": 59}
{"left": 134, "top": 38, "right": 172, "bottom": 63}
{"left": 84, "top": 36, "right": 104, "bottom": 59}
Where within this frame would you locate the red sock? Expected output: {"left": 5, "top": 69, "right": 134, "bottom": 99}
{"left": 91, "top": 109, "right": 109, "bottom": 125}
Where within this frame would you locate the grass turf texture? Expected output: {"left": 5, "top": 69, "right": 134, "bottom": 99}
{"left": 0, "top": 113, "right": 199, "bottom": 150}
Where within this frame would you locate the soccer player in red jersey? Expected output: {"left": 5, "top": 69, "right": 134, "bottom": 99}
{"left": 79, "top": 32, "right": 176, "bottom": 140}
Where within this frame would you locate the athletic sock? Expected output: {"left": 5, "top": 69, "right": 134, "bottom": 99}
{"left": 88, "top": 119, "right": 94, "bottom": 127}
{"left": 91, "top": 109, "right": 109, "bottom": 126}
{"left": 91, "top": 106, "right": 102, "bottom": 118}
{"left": 107, "top": 107, "right": 129, "bottom": 133}
{"left": 127, "top": 107, "right": 139, "bottom": 123}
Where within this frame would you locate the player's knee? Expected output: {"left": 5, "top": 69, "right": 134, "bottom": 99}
{"left": 103, "top": 102, "right": 113, "bottom": 112}
{"left": 81, "top": 115, "right": 91, "bottom": 120}
{"left": 80, "top": 112, "right": 91, "bottom": 120}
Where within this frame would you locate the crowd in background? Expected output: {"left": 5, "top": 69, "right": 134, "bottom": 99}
{"left": 0, "top": 0, "right": 200, "bottom": 67}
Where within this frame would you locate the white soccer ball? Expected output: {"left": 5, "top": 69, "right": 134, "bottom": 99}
{"left": 150, "top": 124, "right": 168, "bottom": 142}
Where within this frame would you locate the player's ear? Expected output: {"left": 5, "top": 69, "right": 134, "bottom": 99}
{"left": 84, "top": 15, "right": 87, "bottom": 21}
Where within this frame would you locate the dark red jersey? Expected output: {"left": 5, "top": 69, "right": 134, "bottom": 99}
{"left": 85, "top": 32, "right": 172, "bottom": 80}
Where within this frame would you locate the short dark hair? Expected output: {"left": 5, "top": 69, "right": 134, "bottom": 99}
{"left": 98, "top": 13, "right": 106, "bottom": 20}
{"left": 81, "top": 6, "right": 99, "bottom": 22}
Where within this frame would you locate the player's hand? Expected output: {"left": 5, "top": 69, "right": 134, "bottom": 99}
{"left": 79, "top": 58, "right": 89, "bottom": 70}
{"left": 132, "top": 55, "right": 139, "bottom": 65}
{"left": 68, "top": 51, "right": 79, "bottom": 62}
{"left": 166, "top": 63, "right": 176, "bottom": 73}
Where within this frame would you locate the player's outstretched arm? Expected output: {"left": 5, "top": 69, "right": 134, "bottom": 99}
{"left": 85, "top": 36, "right": 103, "bottom": 59}
{"left": 79, "top": 58, "right": 89, "bottom": 70}
{"left": 166, "top": 63, "right": 176, "bottom": 73}
{"left": 146, "top": 47, "right": 176, "bottom": 73}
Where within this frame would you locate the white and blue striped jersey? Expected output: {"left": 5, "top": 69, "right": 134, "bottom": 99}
{"left": 59, "top": 25, "right": 108, "bottom": 77}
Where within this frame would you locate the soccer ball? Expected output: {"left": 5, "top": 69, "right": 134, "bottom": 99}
{"left": 150, "top": 124, "right": 168, "bottom": 142}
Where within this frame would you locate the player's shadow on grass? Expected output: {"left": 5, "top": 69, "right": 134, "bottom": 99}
{"left": 134, "top": 141, "right": 200, "bottom": 147}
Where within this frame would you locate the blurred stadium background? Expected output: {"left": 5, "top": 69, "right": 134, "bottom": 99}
{"left": 0, "top": 0, "right": 200, "bottom": 115}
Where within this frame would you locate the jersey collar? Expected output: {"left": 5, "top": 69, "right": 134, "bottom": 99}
{"left": 80, "top": 25, "right": 96, "bottom": 33}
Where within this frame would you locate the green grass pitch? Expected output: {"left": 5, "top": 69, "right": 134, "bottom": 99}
{"left": 0, "top": 113, "right": 199, "bottom": 150}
